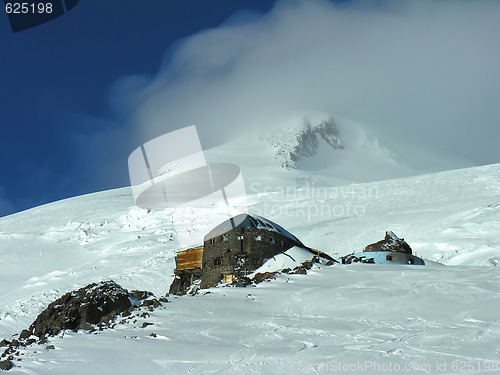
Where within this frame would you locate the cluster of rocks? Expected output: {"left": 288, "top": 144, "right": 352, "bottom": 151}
{"left": 230, "top": 256, "right": 332, "bottom": 287}
{"left": 1, "top": 281, "right": 167, "bottom": 371}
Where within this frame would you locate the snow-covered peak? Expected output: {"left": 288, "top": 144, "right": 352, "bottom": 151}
{"left": 264, "top": 116, "right": 343, "bottom": 169}
{"left": 205, "top": 114, "right": 474, "bottom": 187}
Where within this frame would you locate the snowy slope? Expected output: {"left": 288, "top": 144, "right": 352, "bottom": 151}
{"left": 207, "top": 116, "right": 474, "bottom": 188}
{"left": 0, "top": 163, "right": 499, "bottom": 374}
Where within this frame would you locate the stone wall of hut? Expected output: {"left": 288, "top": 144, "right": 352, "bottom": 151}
{"left": 200, "top": 226, "right": 300, "bottom": 288}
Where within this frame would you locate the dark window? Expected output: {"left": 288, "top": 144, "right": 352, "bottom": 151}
{"left": 237, "top": 235, "right": 244, "bottom": 240}
{"left": 269, "top": 237, "right": 275, "bottom": 244}
{"left": 214, "top": 258, "right": 222, "bottom": 266}
{"left": 386, "top": 255, "right": 393, "bottom": 261}
{"left": 221, "top": 234, "right": 228, "bottom": 242}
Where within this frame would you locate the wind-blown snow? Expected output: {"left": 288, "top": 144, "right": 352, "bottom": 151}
{"left": 0, "top": 163, "right": 499, "bottom": 374}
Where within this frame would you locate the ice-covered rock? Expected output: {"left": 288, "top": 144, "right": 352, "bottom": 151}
{"left": 265, "top": 117, "right": 343, "bottom": 169}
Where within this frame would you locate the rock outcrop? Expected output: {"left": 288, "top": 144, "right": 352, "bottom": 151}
{"left": 364, "top": 231, "right": 412, "bottom": 254}
{"left": 266, "top": 117, "right": 343, "bottom": 169}
{"left": 29, "top": 281, "right": 141, "bottom": 338}
{"left": 1, "top": 280, "right": 166, "bottom": 371}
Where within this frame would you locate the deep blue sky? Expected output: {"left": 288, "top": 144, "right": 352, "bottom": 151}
{"left": 0, "top": 0, "right": 281, "bottom": 217}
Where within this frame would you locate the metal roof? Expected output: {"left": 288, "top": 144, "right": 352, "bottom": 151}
{"left": 204, "top": 214, "right": 303, "bottom": 246}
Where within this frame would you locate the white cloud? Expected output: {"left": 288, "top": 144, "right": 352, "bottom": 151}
{"left": 114, "top": 0, "right": 500, "bottom": 165}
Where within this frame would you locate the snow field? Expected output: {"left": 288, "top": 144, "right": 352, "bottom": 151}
{"left": 0, "top": 163, "right": 499, "bottom": 373}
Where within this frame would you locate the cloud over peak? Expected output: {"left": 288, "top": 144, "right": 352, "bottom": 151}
{"left": 116, "top": 0, "right": 500, "bottom": 164}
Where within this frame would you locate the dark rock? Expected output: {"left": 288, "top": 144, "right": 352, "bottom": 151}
{"left": 325, "top": 260, "right": 334, "bottom": 266}
{"left": 233, "top": 277, "right": 251, "bottom": 287}
{"left": 291, "top": 266, "right": 307, "bottom": 275}
{"left": 281, "top": 268, "right": 291, "bottom": 274}
{"left": 150, "top": 333, "right": 157, "bottom": 338}
{"left": 140, "top": 299, "right": 159, "bottom": 308}
{"left": 45, "top": 345, "right": 55, "bottom": 350}
{"left": 9, "top": 340, "right": 19, "bottom": 348}
{"left": 19, "top": 330, "right": 32, "bottom": 340}
{"left": 79, "top": 322, "right": 92, "bottom": 330}
{"left": 25, "top": 339, "right": 36, "bottom": 346}
{"left": 169, "top": 274, "right": 201, "bottom": 296}
{"left": 141, "top": 322, "right": 153, "bottom": 328}
{"left": 29, "top": 281, "right": 135, "bottom": 338}
{"left": 0, "top": 359, "right": 13, "bottom": 371}
{"left": 0, "top": 340, "right": 9, "bottom": 348}
{"left": 130, "top": 290, "right": 153, "bottom": 301}
{"left": 302, "top": 261, "right": 313, "bottom": 270}
{"left": 159, "top": 297, "right": 169, "bottom": 303}
{"left": 252, "top": 272, "right": 277, "bottom": 284}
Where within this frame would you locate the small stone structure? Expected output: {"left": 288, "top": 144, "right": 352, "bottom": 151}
{"left": 170, "top": 214, "right": 310, "bottom": 294}
{"left": 364, "top": 231, "right": 412, "bottom": 254}
{"left": 340, "top": 231, "right": 424, "bottom": 265}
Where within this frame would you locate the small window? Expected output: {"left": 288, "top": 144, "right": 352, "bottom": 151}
{"left": 386, "top": 255, "right": 393, "bottom": 261}
{"left": 254, "top": 235, "right": 262, "bottom": 241}
{"left": 237, "top": 235, "right": 244, "bottom": 240}
{"left": 221, "top": 234, "right": 228, "bottom": 242}
{"left": 214, "top": 258, "right": 222, "bottom": 266}
{"left": 269, "top": 237, "right": 275, "bottom": 244}
{"left": 209, "top": 238, "right": 216, "bottom": 244}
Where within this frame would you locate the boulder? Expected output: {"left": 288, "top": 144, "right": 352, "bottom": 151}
{"left": 233, "top": 277, "right": 252, "bottom": 288}
{"left": 0, "top": 359, "right": 13, "bottom": 371}
{"left": 252, "top": 272, "right": 277, "bottom": 284}
{"left": 29, "top": 281, "right": 149, "bottom": 338}
{"left": 19, "top": 330, "right": 32, "bottom": 340}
